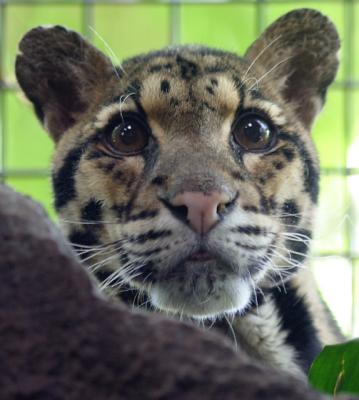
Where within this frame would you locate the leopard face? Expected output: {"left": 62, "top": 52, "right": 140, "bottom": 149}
{"left": 16, "top": 9, "right": 339, "bottom": 318}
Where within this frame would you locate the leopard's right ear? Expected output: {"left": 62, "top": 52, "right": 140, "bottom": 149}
{"left": 16, "top": 26, "right": 117, "bottom": 142}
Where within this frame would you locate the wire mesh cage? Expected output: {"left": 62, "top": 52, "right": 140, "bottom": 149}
{"left": 0, "top": 0, "right": 358, "bottom": 336}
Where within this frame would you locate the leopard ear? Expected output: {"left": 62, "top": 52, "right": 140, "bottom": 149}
{"left": 244, "top": 9, "right": 340, "bottom": 130}
{"left": 16, "top": 26, "right": 117, "bottom": 142}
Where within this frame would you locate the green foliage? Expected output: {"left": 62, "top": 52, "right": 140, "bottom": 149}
{"left": 309, "top": 339, "right": 359, "bottom": 396}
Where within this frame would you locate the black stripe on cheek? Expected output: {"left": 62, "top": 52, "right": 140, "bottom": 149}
{"left": 231, "top": 226, "right": 267, "bottom": 235}
{"left": 127, "top": 229, "right": 172, "bottom": 244}
{"left": 234, "top": 242, "right": 268, "bottom": 251}
{"left": 271, "top": 284, "right": 322, "bottom": 373}
{"left": 242, "top": 205, "right": 259, "bottom": 213}
{"left": 68, "top": 229, "right": 99, "bottom": 259}
{"left": 278, "top": 133, "right": 319, "bottom": 203}
{"left": 53, "top": 146, "right": 83, "bottom": 211}
{"left": 126, "top": 210, "right": 159, "bottom": 222}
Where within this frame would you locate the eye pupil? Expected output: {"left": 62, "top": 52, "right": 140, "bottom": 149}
{"left": 105, "top": 115, "right": 149, "bottom": 156}
{"left": 233, "top": 114, "right": 275, "bottom": 152}
{"left": 114, "top": 124, "right": 137, "bottom": 145}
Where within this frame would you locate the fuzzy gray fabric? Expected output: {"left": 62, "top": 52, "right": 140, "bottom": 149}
{"left": 0, "top": 184, "right": 354, "bottom": 400}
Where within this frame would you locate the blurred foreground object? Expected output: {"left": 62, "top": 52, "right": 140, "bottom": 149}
{"left": 0, "top": 184, "right": 356, "bottom": 400}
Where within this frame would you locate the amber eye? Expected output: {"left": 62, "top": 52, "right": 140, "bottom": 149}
{"left": 105, "top": 116, "right": 149, "bottom": 156}
{"left": 232, "top": 114, "right": 276, "bottom": 152}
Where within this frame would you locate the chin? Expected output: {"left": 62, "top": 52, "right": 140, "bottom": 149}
{"left": 149, "top": 273, "right": 252, "bottom": 319}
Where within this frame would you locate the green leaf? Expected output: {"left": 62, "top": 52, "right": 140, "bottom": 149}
{"left": 309, "top": 339, "right": 359, "bottom": 396}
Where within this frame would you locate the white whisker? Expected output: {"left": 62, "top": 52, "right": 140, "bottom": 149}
{"left": 248, "top": 56, "right": 293, "bottom": 91}
{"left": 242, "top": 35, "right": 282, "bottom": 83}
{"left": 224, "top": 314, "right": 238, "bottom": 351}
{"left": 88, "top": 25, "right": 127, "bottom": 79}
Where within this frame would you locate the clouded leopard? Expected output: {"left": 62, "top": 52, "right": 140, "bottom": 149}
{"left": 16, "top": 8, "right": 343, "bottom": 378}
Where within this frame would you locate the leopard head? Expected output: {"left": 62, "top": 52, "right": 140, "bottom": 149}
{"left": 16, "top": 9, "right": 339, "bottom": 318}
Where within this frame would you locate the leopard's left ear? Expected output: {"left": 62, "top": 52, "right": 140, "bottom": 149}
{"left": 244, "top": 9, "right": 340, "bottom": 131}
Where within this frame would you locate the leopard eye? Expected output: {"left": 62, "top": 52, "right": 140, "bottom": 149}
{"left": 104, "top": 116, "right": 149, "bottom": 156}
{"left": 232, "top": 114, "right": 276, "bottom": 152}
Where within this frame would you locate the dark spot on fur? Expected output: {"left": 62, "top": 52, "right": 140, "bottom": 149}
{"left": 69, "top": 229, "right": 99, "bottom": 254}
{"left": 231, "top": 171, "right": 245, "bottom": 181}
{"left": 113, "top": 170, "right": 124, "bottom": 182}
{"left": 98, "top": 161, "right": 116, "bottom": 173}
{"left": 259, "top": 173, "right": 274, "bottom": 185}
{"left": 273, "top": 161, "right": 284, "bottom": 170}
{"left": 243, "top": 205, "right": 259, "bottom": 213}
{"left": 160, "top": 80, "right": 170, "bottom": 93}
{"left": 282, "top": 147, "right": 295, "bottom": 162}
{"left": 203, "top": 101, "right": 216, "bottom": 112}
{"left": 81, "top": 199, "right": 103, "bottom": 222}
{"left": 149, "top": 64, "right": 163, "bottom": 73}
{"left": 206, "top": 86, "right": 215, "bottom": 95}
{"left": 204, "top": 66, "right": 227, "bottom": 74}
{"left": 53, "top": 146, "right": 83, "bottom": 210}
{"left": 170, "top": 98, "right": 180, "bottom": 107}
{"left": 281, "top": 200, "right": 300, "bottom": 225}
{"left": 210, "top": 78, "right": 218, "bottom": 86}
{"left": 176, "top": 55, "right": 198, "bottom": 80}
{"left": 151, "top": 175, "right": 166, "bottom": 186}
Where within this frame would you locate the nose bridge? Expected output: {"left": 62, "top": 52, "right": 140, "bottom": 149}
{"left": 159, "top": 140, "right": 234, "bottom": 198}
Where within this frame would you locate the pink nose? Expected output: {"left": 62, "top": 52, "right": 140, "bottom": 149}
{"left": 171, "top": 191, "right": 231, "bottom": 235}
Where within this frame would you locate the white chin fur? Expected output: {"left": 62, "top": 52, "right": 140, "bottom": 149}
{"left": 150, "top": 277, "right": 252, "bottom": 319}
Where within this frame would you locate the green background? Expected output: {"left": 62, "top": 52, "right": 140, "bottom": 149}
{"left": 0, "top": 0, "right": 358, "bottom": 336}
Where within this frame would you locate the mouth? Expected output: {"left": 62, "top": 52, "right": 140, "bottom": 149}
{"left": 187, "top": 247, "right": 215, "bottom": 262}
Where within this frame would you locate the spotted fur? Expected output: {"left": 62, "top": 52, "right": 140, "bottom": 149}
{"left": 16, "top": 9, "right": 343, "bottom": 378}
